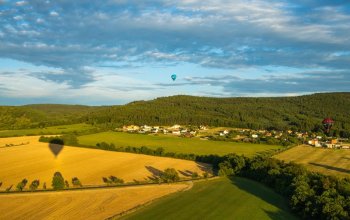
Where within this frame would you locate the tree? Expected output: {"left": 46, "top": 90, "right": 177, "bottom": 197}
{"left": 29, "top": 180, "right": 40, "bottom": 191}
{"left": 43, "top": 182, "right": 47, "bottom": 190}
{"left": 52, "top": 172, "right": 65, "bottom": 190}
{"left": 16, "top": 179, "right": 28, "bottom": 191}
{"left": 65, "top": 180, "right": 70, "bottom": 188}
{"left": 161, "top": 168, "right": 180, "bottom": 183}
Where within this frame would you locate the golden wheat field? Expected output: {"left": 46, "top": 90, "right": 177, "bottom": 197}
{"left": 274, "top": 145, "right": 350, "bottom": 178}
{"left": 0, "top": 136, "right": 211, "bottom": 190}
{"left": 0, "top": 182, "right": 190, "bottom": 220}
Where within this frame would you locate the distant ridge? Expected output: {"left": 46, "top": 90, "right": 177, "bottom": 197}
{"left": 0, "top": 92, "right": 349, "bottom": 137}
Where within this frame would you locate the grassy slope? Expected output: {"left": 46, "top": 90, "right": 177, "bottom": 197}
{"left": 274, "top": 145, "right": 350, "bottom": 178}
{"left": 78, "top": 132, "right": 281, "bottom": 156}
{"left": 122, "top": 177, "right": 297, "bottom": 220}
{"left": 0, "top": 123, "right": 94, "bottom": 137}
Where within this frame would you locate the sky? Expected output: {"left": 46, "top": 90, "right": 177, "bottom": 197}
{"left": 0, "top": 0, "right": 350, "bottom": 105}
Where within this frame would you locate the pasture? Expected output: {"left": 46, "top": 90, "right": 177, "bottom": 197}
{"left": 122, "top": 177, "right": 296, "bottom": 220}
{"left": 78, "top": 132, "right": 281, "bottom": 156}
{"left": 0, "top": 123, "right": 95, "bottom": 138}
{"left": 0, "top": 136, "right": 210, "bottom": 190}
{"left": 274, "top": 145, "right": 350, "bottom": 178}
{"left": 0, "top": 182, "right": 190, "bottom": 220}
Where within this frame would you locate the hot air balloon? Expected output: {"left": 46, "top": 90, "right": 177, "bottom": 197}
{"left": 322, "top": 118, "right": 334, "bottom": 134}
{"left": 171, "top": 74, "right": 176, "bottom": 81}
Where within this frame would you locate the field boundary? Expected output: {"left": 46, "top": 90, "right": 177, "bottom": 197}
{"left": 0, "top": 177, "right": 216, "bottom": 196}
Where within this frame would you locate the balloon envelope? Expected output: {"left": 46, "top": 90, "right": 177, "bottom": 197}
{"left": 171, "top": 74, "right": 176, "bottom": 81}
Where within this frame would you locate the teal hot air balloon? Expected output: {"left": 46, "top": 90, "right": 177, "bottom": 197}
{"left": 171, "top": 74, "right": 177, "bottom": 81}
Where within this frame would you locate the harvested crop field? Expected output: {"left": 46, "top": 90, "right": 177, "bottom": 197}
{"left": 0, "top": 136, "right": 210, "bottom": 190}
{"left": 274, "top": 145, "right": 350, "bottom": 178}
{"left": 0, "top": 183, "right": 190, "bottom": 220}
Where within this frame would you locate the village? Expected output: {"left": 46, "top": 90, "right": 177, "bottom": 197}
{"left": 120, "top": 124, "right": 350, "bottom": 149}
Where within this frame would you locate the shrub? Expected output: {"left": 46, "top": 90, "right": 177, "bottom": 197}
{"left": 6, "top": 185, "right": 13, "bottom": 192}
{"left": 161, "top": 168, "right": 180, "bottom": 183}
{"left": 29, "top": 180, "right": 40, "bottom": 191}
{"left": 72, "top": 177, "right": 82, "bottom": 187}
{"left": 191, "top": 172, "right": 199, "bottom": 179}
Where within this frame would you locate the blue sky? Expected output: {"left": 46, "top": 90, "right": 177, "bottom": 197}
{"left": 0, "top": 0, "right": 350, "bottom": 105}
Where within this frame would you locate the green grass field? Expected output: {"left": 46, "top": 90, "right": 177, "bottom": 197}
{"left": 78, "top": 132, "right": 282, "bottom": 156}
{"left": 0, "top": 123, "right": 95, "bottom": 137}
{"left": 274, "top": 145, "right": 350, "bottom": 178}
{"left": 121, "top": 177, "right": 296, "bottom": 220}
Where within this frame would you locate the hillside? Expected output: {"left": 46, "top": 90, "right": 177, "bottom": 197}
{"left": 85, "top": 93, "right": 350, "bottom": 137}
{"left": 122, "top": 177, "right": 296, "bottom": 220}
{"left": 1, "top": 93, "right": 349, "bottom": 137}
{"left": 0, "top": 105, "right": 104, "bottom": 130}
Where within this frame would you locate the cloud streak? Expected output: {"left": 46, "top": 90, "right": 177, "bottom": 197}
{"left": 0, "top": 0, "right": 349, "bottom": 104}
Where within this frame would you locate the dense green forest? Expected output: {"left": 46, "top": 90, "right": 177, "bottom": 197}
{"left": 1, "top": 93, "right": 349, "bottom": 136}
{"left": 84, "top": 93, "right": 350, "bottom": 136}
{"left": 0, "top": 105, "right": 104, "bottom": 130}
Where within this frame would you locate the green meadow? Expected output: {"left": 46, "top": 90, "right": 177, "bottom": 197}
{"left": 122, "top": 177, "right": 296, "bottom": 220}
{"left": 78, "top": 131, "right": 282, "bottom": 156}
{"left": 0, "top": 123, "right": 95, "bottom": 137}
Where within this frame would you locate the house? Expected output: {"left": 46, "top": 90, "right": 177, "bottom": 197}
{"left": 151, "top": 128, "right": 159, "bottom": 133}
{"left": 170, "top": 124, "right": 181, "bottom": 130}
{"left": 342, "top": 145, "right": 350, "bottom": 149}
{"left": 251, "top": 134, "right": 258, "bottom": 139}
{"left": 180, "top": 129, "right": 188, "bottom": 133}
{"left": 163, "top": 129, "right": 168, "bottom": 134}
{"left": 172, "top": 130, "right": 181, "bottom": 135}
{"left": 199, "top": 125, "right": 208, "bottom": 130}
{"left": 123, "top": 125, "right": 140, "bottom": 132}
{"left": 141, "top": 125, "right": 152, "bottom": 132}
{"left": 223, "top": 130, "right": 229, "bottom": 135}
{"left": 190, "top": 131, "right": 197, "bottom": 135}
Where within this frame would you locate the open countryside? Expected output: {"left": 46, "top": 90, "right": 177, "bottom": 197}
{"left": 122, "top": 177, "right": 297, "bottom": 220}
{"left": 78, "top": 131, "right": 281, "bottom": 156}
{"left": 274, "top": 145, "right": 350, "bottom": 178}
{"left": 0, "top": 136, "right": 210, "bottom": 190}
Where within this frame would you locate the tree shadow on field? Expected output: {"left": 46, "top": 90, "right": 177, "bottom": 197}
{"left": 308, "top": 162, "right": 350, "bottom": 174}
{"left": 178, "top": 170, "right": 193, "bottom": 177}
{"left": 230, "top": 177, "right": 297, "bottom": 220}
{"left": 263, "top": 209, "right": 298, "bottom": 220}
{"left": 145, "top": 166, "right": 163, "bottom": 181}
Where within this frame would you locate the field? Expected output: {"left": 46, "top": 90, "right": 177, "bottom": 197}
{"left": 0, "top": 123, "right": 95, "bottom": 138}
{"left": 274, "top": 145, "right": 350, "bottom": 178}
{"left": 0, "top": 182, "right": 190, "bottom": 220}
{"left": 122, "top": 177, "right": 297, "bottom": 220}
{"left": 0, "top": 136, "right": 210, "bottom": 190}
{"left": 78, "top": 132, "right": 281, "bottom": 156}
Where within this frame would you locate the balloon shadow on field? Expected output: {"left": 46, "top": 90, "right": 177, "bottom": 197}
{"left": 49, "top": 143, "right": 64, "bottom": 157}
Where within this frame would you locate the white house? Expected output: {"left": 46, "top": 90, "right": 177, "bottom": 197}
{"left": 172, "top": 130, "right": 181, "bottom": 135}
{"left": 252, "top": 134, "right": 259, "bottom": 139}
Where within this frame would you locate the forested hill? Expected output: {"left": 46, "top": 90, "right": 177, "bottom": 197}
{"left": 84, "top": 93, "right": 350, "bottom": 135}
{"left": 0, "top": 93, "right": 349, "bottom": 136}
{"left": 0, "top": 105, "right": 104, "bottom": 130}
